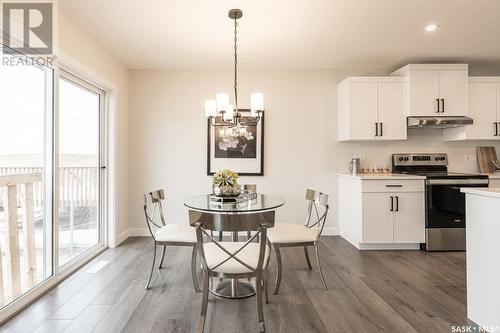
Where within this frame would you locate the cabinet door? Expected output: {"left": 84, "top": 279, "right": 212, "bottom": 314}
{"left": 467, "top": 82, "right": 499, "bottom": 139}
{"left": 408, "top": 70, "right": 439, "bottom": 116}
{"left": 377, "top": 82, "right": 407, "bottom": 140}
{"left": 393, "top": 192, "right": 425, "bottom": 243}
{"left": 348, "top": 82, "right": 378, "bottom": 140}
{"left": 438, "top": 70, "right": 468, "bottom": 116}
{"left": 362, "top": 193, "right": 393, "bottom": 243}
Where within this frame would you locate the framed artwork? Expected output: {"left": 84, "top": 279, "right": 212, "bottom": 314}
{"left": 207, "top": 110, "right": 264, "bottom": 176}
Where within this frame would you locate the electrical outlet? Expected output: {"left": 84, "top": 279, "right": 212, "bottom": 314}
{"left": 465, "top": 154, "right": 476, "bottom": 163}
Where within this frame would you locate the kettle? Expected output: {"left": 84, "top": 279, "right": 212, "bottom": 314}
{"left": 349, "top": 155, "right": 361, "bottom": 175}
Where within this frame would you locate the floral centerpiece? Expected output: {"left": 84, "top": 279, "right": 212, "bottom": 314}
{"left": 212, "top": 168, "right": 241, "bottom": 197}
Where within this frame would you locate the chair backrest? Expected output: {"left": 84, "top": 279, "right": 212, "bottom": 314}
{"left": 304, "top": 189, "right": 330, "bottom": 241}
{"left": 143, "top": 189, "right": 167, "bottom": 238}
{"left": 188, "top": 210, "right": 274, "bottom": 275}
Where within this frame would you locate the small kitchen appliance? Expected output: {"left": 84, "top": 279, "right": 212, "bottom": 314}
{"left": 349, "top": 155, "right": 361, "bottom": 175}
{"left": 392, "top": 153, "right": 489, "bottom": 251}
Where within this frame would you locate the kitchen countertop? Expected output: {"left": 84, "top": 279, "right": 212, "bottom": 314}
{"left": 461, "top": 187, "right": 500, "bottom": 199}
{"left": 337, "top": 173, "right": 426, "bottom": 180}
{"left": 484, "top": 172, "right": 500, "bottom": 179}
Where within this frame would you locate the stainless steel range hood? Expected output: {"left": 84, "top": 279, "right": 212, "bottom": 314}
{"left": 407, "top": 116, "right": 473, "bottom": 129}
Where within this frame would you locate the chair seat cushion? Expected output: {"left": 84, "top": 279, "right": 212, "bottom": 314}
{"left": 203, "top": 242, "right": 270, "bottom": 274}
{"left": 154, "top": 224, "right": 196, "bottom": 243}
{"left": 267, "top": 223, "right": 318, "bottom": 244}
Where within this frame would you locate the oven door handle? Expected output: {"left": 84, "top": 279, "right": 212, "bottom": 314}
{"left": 426, "top": 179, "right": 489, "bottom": 185}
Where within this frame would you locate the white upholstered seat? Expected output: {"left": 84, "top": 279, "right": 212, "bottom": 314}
{"left": 154, "top": 224, "right": 197, "bottom": 243}
{"left": 267, "top": 223, "right": 318, "bottom": 244}
{"left": 203, "top": 242, "right": 270, "bottom": 274}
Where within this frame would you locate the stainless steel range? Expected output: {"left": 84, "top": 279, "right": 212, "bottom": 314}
{"left": 392, "top": 153, "right": 489, "bottom": 251}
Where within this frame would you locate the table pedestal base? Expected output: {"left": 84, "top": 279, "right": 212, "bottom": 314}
{"left": 210, "top": 278, "right": 255, "bottom": 299}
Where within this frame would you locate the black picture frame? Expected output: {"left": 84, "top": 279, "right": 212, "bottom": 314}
{"left": 207, "top": 110, "right": 264, "bottom": 176}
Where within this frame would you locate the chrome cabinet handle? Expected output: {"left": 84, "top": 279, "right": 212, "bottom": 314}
{"left": 385, "top": 184, "right": 403, "bottom": 188}
{"left": 375, "top": 122, "right": 379, "bottom": 137}
{"left": 436, "top": 99, "right": 440, "bottom": 113}
{"left": 379, "top": 122, "right": 383, "bottom": 137}
{"left": 395, "top": 196, "right": 399, "bottom": 212}
{"left": 495, "top": 122, "right": 498, "bottom": 137}
{"left": 390, "top": 196, "right": 394, "bottom": 212}
{"left": 441, "top": 99, "right": 445, "bottom": 113}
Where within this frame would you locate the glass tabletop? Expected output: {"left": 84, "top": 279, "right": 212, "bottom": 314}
{"left": 184, "top": 194, "right": 285, "bottom": 213}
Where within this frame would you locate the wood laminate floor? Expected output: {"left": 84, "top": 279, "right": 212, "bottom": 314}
{"left": 0, "top": 236, "right": 471, "bottom": 333}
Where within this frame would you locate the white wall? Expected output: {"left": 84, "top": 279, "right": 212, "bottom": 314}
{"left": 128, "top": 69, "right": 500, "bottom": 234}
{"left": 58, "top": 12, "right": 130, "bottom": 243}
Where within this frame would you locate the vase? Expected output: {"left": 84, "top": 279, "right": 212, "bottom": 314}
{"left": 212, "top": 185, "right": 241, "bottom": 197}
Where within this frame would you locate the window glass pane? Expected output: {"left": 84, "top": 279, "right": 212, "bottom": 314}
{"left": 0, "top": 47, "right": 53, "bottom": 307}
{"left": 58, "top": 76, "right": 100, "bottom": 267}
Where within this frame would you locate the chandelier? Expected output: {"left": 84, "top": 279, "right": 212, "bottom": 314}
{"left": 205, "top": 9, "right": 264, "bottom": 128}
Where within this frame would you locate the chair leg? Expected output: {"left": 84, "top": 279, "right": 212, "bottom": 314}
{"left": 315, "top": 244, "right": 328, "bottom": 290}
{"left": 256, "top": 271, "right": 266, "bottom": 332}
{"left": 264, "top": 268, "right": 269, "bottom": 304}
{"left": 197, "top": 271, "right": 210, "bottom": 333}
{"left": 218, "top": 231, "right": 223, "bottom": 241}
{"left": 145, "top": 242, "right": 157, "bottom": 290}
{"left": 158, "top": 245, "right": 166, "bottom": 269}
{"left": 191, "top": 245, "right": 201, "bottom": 293}
{"left": 304, "top": 246, "right": 313, "bottom": 270}
{"left": 247, "top": 231, "right": 251, "bottom": 240}
{"left": 272, "top": 245, "right": 283, "bottom": 295}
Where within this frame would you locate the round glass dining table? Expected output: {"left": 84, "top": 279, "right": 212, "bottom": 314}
{"left": 184, "top": 194, "right": 285, "bottom": 299}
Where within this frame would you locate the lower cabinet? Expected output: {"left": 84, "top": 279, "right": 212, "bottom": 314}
{"left": 363, "top": 192, "right": 425, "bottom": 244}
{"left": 338, "top": 175, "right": 425, "bottom": 250}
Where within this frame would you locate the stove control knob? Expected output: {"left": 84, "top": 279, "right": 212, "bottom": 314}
{"left": 435, "top": 157, "right": 440, "bottom": 161}
{"left": 404, "top": 157, "right": 409, "bottom": 161}
{"left": 399, "top": 157, "right": 404, "bottom": 161}
{"left": 441, "top": 157, "right": 446, "bottom": 161}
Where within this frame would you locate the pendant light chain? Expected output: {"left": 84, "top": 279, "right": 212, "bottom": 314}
{"left": 233, "top": 17, "right": 238, "bottom": 113}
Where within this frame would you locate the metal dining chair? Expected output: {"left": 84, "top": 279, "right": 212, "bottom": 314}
{"left": 143, "top": 189, "right": 200, "bottom": 292}
{"left": 215, "top": 184, "right": 257, "bottom": 241}
{"left": 266, "top": 189, "right": 330, "bottom": 294}
{"left": 189, "top": 210, "right": 274, "bottom": 333}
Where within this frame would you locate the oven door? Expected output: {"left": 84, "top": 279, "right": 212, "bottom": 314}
{"left": 426, "top": 179, "right": 489, "bottom": 228}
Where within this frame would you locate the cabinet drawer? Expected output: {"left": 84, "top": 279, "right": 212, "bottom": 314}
{"left": 362, "top": 180, "right": 424, "bottom": 193}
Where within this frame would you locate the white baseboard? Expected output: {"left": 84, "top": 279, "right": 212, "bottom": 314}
{"left": 322, "top": 227, "right": 340, "bottom": 236}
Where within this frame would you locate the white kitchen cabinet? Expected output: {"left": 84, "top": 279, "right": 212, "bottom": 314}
{"left": 338, "top": 174, "right": 425, "bottom": 250}
{"left": 393, "top": 192, "right": 425, "bottom": 243}
{"left": 337, "top": 77, "right": 407, "bottom": 141}
{"left": 391, "top": 64, "right": 468, "bottom": 117}
{"left": 362, "top": 193, "right": 393, "bottom": 243}
{"left": 443, "top": 77, "right": 500, "bottom": 141}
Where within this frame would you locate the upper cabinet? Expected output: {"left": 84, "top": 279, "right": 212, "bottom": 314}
{"left": 443, "top": 77, "right": 500, "bottom": 141}
{"left": 338, "top": 77, "right": 407, "bottom": 141}
{"left": 391, "top": 64, "right": 469, "bottom": 116}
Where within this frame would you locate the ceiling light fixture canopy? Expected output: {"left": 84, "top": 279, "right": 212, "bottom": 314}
{"left": 205, "top": 9, "right": 264, "bottom": 127}
{"left": 425, "top": 23, "right": 439, "bottom": 32}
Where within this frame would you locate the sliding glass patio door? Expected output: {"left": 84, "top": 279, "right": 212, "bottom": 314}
{"left": 0, "top": 49, "right": 53, "bottom": 307}
{"left": 57, "top": 72, "right": 104, "bottom": 267}
{"left": 0, "top": 45, "right": 107, "bottom": 314}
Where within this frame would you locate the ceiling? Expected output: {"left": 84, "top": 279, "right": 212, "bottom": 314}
{"left": 60, "top": 0, "right": 500, "bottom": 71}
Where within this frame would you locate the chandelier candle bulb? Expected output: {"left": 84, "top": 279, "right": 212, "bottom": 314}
{"left": 216, "top": 93, "right": 230, "bottom": 112}
{"left": 224, "top": 104, "right": 234, "bottom": 121}
{"left": 250, "top": 93, "right": 264, "bottom": 117}
{"left": 205, "top": 100, "right": 217, "bottom": 117}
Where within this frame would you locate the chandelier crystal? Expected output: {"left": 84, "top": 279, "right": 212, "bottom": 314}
{"left": 205, "top": 9, "right": 264, "bottom": 128}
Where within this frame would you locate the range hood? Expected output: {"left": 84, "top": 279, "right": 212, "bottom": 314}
{"left": 407, "top": 116, "right": 474, "bottom": 129}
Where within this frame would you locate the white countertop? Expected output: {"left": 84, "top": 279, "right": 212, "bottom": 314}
{"left": 485, "top": 172, "right": 500, "bottom": 179}
{"left": 461, "top": 187, "right": 500, "bottom": 199}
{"left": 337, "top": 173, "right": 426, "bottom": 180}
